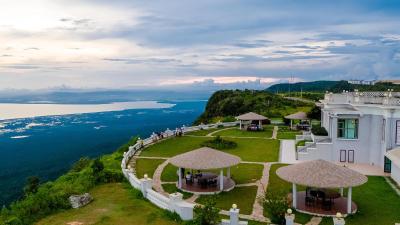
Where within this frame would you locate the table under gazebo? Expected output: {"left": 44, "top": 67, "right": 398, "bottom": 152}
{"left": 276, "top": 159, "right": 367, "bottom": 216}
{"left": 169, "top": 147, "right": 241, "bottom": 194}
{"left": 235, "top": 112, "right": 268, "bottom": 131}
{"left": 284, "top": 111, "right": 310, "bottom": 130}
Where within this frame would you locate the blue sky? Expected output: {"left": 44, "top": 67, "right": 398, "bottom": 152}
{"left": 1, "top": 0, "right": 400, "bottom": 89}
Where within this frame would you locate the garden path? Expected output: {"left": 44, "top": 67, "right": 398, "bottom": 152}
{"left": 305, "top": 216, "right": 322, "bottom": 225}
{"left": 206, "top": 127, "right": 235, "bottom": 137}
{"left": 152, "top": 159, "right": 170, "bottom": 196}
{"left": 272, "top": 126, "right": 278, "bottom": 139}
{"left": 250, "top": 162, "right": 271, "bottom": 222}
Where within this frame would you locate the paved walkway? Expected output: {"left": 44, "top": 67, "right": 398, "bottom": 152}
{"left": 272, "top": 126, "right": 278, "bottom": 139}
{"left": 152, "top": 159, "right": 170, "bottom": 196}
{"left": 206, "top": 127, "right": 234, "bottom": 137}
{"left": 250, "top": 162, "right": 271, "bottom": 222}
{"left": 279, "top": 140, "right": 297, "bottom": 164}
{"left": 305, "top": 216, "right": 322, "bottom": 225}
{"left": 335, "top": 162, "right": 390, "bottom": 176}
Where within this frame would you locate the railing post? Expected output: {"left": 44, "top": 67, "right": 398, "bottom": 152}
{"left": 285, "top": 209, "right": 295, "bottom": 225}
{"left": 140, "top": 175, "right": 153, "bottom": 198}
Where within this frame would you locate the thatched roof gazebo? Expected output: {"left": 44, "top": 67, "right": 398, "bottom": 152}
{"left": 170, "top": 147, "right": 241, "bottom": 193}
{"left": 284, "top": 111, "right": 309, "bottom": 130}
{"left": 276, "top": 160, "right": 367, "bottom": 214}
{"left": 235, "top": 112, "right": 268, "bottom": 130}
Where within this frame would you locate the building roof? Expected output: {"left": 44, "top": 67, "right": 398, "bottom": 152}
{"left": 284, "top": 111, "right": 308, "bottom": 120}
{"left": 385, "top": 148, "right": 400, "bottom": 168}
{"left": 169, "top": 147, "right": 241, "bottom": 170}
{"left": 235, "top": 112, "right": 268, "bottom": 121}
{"left": 276, "top": 159, "right": 368, "bottom": 188}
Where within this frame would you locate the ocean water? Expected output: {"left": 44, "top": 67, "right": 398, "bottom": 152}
{"left": 0, "top": 100, "right": 206, "bottom": 205}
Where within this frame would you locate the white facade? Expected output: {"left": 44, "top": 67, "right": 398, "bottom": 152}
{"left": 385, "top": 148, "right": 400, "bottom": 185}
{"left": 298, "top": 91, "right": 400, "bottom": 173}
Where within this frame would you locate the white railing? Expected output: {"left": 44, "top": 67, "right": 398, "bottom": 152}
{"left": 324, "top": 91, "right": 400, "bottom": 106}
{"left": 120, "top": 121, "right": 239, "bottom": 220}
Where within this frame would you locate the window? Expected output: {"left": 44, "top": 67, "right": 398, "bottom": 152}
{"left": 337, "top": 119, "right": 358, "bottom": 139}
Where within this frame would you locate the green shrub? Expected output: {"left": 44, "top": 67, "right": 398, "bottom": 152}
{"left": 311, "top": 126, "right": 328, "bottom": 136}
{"left": 201, "top": 136, "right": 237, "bottom": 150}
{"left": 163, "top": 210, "right": 182, "bottom": 223}
{"left": 263, "top": 192, "right": 289, "bottom": 225}
{"left": 193, "top": 198, "right": 220, "bottom": 225}
{"left": 70, "top": 157, "right": 92, "bottom": 172}
{"left": 23, "top": 176, "right": 40, "bottom": 196}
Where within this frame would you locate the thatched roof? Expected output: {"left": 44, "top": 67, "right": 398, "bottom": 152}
{"left": 284, "top": 112, "right": 309, "bottom": 120}
{"left": 386, "top": 147, "right": 400, "bottom": 168}
{"left": 169, "top": 147, "right": 241, "bottom": 170}
{"left": 235, "top": 112, "right": 268, "bottom": 121}
{"left": 276, "top": 159, "right": 368, "bottom": 188}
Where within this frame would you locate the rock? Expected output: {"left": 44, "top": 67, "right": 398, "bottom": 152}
{"left": 69, "top": 193, "right": 93, "bottom": 209}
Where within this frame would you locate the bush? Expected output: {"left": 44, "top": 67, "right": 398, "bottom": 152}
{"left": 163, "top": 210, "right": 182, "bottom": 223}
{"left": 23, "top": 176, "right": 40, "bottom": 196}
{"left": 201, "top": 136, "right": 237, "bottom": 150}
{"left": 311, "top": 126, "right": 328, "bottom": 136}
{"left": 193, "top": 198, "right": 220, "bottom": 225}
{"left": 70, "top": 157, "right": 92, "bottom": 172}
{"left": 263, "top": 192, "right": 289, "bottom": 225}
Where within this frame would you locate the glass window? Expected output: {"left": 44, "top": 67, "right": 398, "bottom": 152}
{"left": 337, "top": 119, "right": 358, "bottom": 139}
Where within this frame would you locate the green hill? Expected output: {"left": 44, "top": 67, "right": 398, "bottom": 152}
{"left": 194, "top": 90, "right": 312, "bottom": 124}
{"left": 267, "top": 81, "right": 339, "bottom": 93}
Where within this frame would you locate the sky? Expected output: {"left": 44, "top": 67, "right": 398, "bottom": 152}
{"left": 1, "top": 0, "right": 400, "bottom": 90}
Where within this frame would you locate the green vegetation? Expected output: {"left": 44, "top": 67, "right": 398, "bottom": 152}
{"left": 195, "top": 90, "right": 312, "bottom": 124}
{"left": 35, "top": 183, "right": 178, "bottom": 225}
{"left": 267, "top": 81, "right": 339, "bottom": 93}
{"left": 263, "top": 191, "right": 289, "bottom": 224}
{"left": 295, "top": 140, "right": 306, "bottom": 148}
{"left": 311, "top": 125, "right": 328, "bottom": 136}
{"left": 196, "top": 186, "right": 258, "bottom": 215}
{"left": 161, "top": 164, "right": 179, "bottom": 182}
{"left": 0, "top": 137, "right": 137, "bottom": 225}
{"left": 201, "top": 136, "right": 237, "bottom": 150}
{"left": 277, "top": 126, "right": 301, "bottom": 139}
{"left": 193, "top": 198, "right": 220, "bottom": 225}
{"left": 188, "top": 128, "right": 220, "bottom": 136}
{"left": 212, "top": 127, "right": 273, "bottom": 138}
{"left": 162, "top": 184, "right": 193, "bottom": 199}
{"left": 135, "top": 158, "right": 165, "bottom": 179}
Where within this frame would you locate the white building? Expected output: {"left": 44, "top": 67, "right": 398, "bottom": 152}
{"left": 297, "top": 91, "right": 400, "bottom": 181}
{"left": 348, "top": 80, "right": 376, "bottom": 85}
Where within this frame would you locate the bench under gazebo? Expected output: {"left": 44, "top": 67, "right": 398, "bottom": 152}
{"left": 169, "top": 147, "right": 241, "bottom": 194}
{"left": 276, "top": 159, "right": 367, "bottom": 216}
{"left": 235, "top": 112, "right": 268, "bottom": 131}
{"left": 284, "top": 111, "right": 310, "bottom": 130}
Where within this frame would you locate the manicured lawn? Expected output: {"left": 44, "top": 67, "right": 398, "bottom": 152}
{"left": 345, "top": 176, "right": 400, "bottom": 225}
{"left": 36, "top": 183, "right": 178, "bottom": 225}
{"left": 135, "top": 158, "right": 165, "bottom": 179}
{"left": 140, "top": 136, "right": 212, "bottom": 157}
{"left": 212, "top": 128, "right": 273, "bottom": 138}
{"left": 161, "top": 163, "right": 264, "bottom": 184}
{"left": 141, "top": 136, "right": 279, "bottom": 163}
{"left": 277, "top": 131, "right": 301, "bottom": 139}
{"left": 196, "top": 186, "right": 258, "bottom": 215}
{"left": 187, "top": 128, "right": 221, "bottom": 136}
{"left": 162, "top": 183, "right": 193, "bottom": 199}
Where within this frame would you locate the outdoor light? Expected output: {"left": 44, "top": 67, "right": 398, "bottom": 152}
{"left": 144, "top": 174, "right": 148, "bottom": 179}
{"left": 336, "top": 212, "right": 342, "bottom": 218}
{"left": 287, "top": 208, "right": 292, "bottom": 214}
{"left": 232, "top": 204, "right": 237, "bottom": 209}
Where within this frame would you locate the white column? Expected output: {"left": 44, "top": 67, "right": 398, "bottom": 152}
{"left": 290, "top": 120, "right": 293, "bottom": 130}
{"left": 220, "top": 169, "right": 224, "bottom": 191}
{"left": 239, "top": 120, "right": 242, "bottom": 129}
{"left": 285, "top": 214, "right": 295, "bottom": 225}
{"left": 340, "top": 187, "right": 344, "bottom": 196}
{"left": 229, "top": 206, "right": 239, "bottom": 225}
{"left": 178, "top": 168, "right": 182, "bottom": 189}
{"left": 140, "top": 177, "right": 153, "bottom": 198}
{"left": 292, "top": 183, "right": 297, "bottom": 208}
{"left": 259, "top": 120, "right": 262, "bottom": 129}
{"left": 227, "top": 167, "right": 231, "bottom": 179}
{"left": 347, "top": 187, "right": 352, "bottom": 214}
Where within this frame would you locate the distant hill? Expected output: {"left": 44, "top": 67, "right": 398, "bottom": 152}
{"left": 267, "top": 81, "right": 339, "bottom": 93}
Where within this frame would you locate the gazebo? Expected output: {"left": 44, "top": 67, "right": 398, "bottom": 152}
{"left": 276, "top": 159, "right": 367, "bottom": 215}
{"left": 169, "top": 147, "right": 241, "bottom": 194}
{"left": 284, "top": 111, "right": 310, "bottom": 130}
{"left": 235, "top": 112, "right": 268, "bottom": 130}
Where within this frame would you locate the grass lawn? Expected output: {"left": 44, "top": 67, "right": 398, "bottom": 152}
{"left": 141, "top": 136, "right": 279, "bottom": 163}
{"left": 345, "top": 176, "right": 400, "bottom": 225}
{"left": 277, "top": 131, "right": 301, "bottom": 139}
{"left": 212, "top": 127, "right": 273, "bottom": 138}
{"left": 135, "top": 158, "right": 165, "bottom": 179}
{"left": 196, "top": 186, "right": 258, "bottom": 215}
{"left": 140, "top": 136, "right": 211, "bottom": 157}
{"left": 162, "top": 183, "right": 193, "bottom": 199}
{"left": 187, "top": 128, "right": 223, "bottom": 136}
{"left": 36, "top": 183, "right": 178, "bottom": 225}
{"left": 161, "top": 163, "right": 264, "bottom": 184}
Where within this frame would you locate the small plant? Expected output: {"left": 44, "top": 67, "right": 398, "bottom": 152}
{"left": 201, "top": 136, "right": 237, "bottom": 150}
{"left": 263, "top": 191, "right": 289, "bottom": 225}
{"left": 311, "top": 126, "right": 328, "bottom": 136}
{"left": 193, "top": 198, "right": 220, "bottom": 225}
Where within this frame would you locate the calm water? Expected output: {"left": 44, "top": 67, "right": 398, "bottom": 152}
{"left": 0, "top": 100, "right": 206, "bottom": 205}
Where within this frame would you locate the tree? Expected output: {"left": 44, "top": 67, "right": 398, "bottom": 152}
{"left": 91, "top": 158, "right": 104, "bottom": 174}
{"left": 307, "top": 105, "right": 321, "bottom": 121}
{"left": 193, "top": 198, "right": 220, "bottom": 225}
{"left": 23, "top": 176, "right": 40, "bottom": 196}
{"left": 263, "top": 191, "right": 289, "bottom": 225}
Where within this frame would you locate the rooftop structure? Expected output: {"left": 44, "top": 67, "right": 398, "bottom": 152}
{"left": 235, "top": 112, "right": 268, "bottom": 131}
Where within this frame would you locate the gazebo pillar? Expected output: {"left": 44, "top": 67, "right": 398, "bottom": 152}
{"left": 220, "top": 169, "right": 224, "bottom": 191}
{"left": 227, "top": 167, "right": 231, "bottom": 179}
{"left": 178, "top": 167, "right": 182, "bottom": 189}
{"left": 292, "top": 183, "right": 297, "bottom": 208}
{"left": 347, "top": 187, "right": 352, "bottom": 214}
{"left": 290, "top": 120, "right": 293, "bottom": 130}
{"left": 258, "top": 120, "right": 262, "bottom": 129}
{"left": 340, "top": 187, "right": 344, "bottom": 196}
{"left": 239, "top": 120, "right": 242, "bottom": 129}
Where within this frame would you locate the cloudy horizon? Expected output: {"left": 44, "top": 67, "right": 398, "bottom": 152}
{"left": 1, "top": 0, "right": 400, "bottom": 90}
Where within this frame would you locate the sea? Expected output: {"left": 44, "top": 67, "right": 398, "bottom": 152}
{"left": 0, "top": 100, "right": 207, "bottom": 206}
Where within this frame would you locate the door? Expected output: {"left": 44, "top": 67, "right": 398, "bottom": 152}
{"left": 348, "top": 150, "right": 354, "bottom": 163}
{"left": 340, "top": 150, "right": 346, "bottom": 162}
{"left": 384, "top": 156, "right": 392, "bottom": 173}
